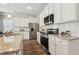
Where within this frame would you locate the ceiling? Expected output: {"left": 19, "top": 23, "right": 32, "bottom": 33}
{"left": 0, "top": 3, "right": 47, "bottom": 17}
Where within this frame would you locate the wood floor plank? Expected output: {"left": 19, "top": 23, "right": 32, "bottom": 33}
{"left": 23, "top": 40, "right": 48, "bottom": 55}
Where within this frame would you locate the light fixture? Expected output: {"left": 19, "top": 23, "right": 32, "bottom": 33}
{"left": 26, "top": 6, "right": 32, "bottom": 10}
{"left": 8, "top": 14, "right": 12, "bottom": 18}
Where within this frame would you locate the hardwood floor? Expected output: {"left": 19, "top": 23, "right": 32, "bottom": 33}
{"left": 23, "top": 40, "right": 48, "bottom": 55}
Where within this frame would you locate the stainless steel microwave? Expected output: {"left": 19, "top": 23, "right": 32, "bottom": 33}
{"left": 44, "top": 14, "right": 54, "bottom": 25}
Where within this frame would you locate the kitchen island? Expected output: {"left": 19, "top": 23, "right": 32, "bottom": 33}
{"left": 0, "top": 32, "right": 23, "bottom": 55}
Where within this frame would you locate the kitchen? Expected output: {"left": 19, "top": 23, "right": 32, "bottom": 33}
{"left": 0, "top": 3, "right": 79, "bottom": 55}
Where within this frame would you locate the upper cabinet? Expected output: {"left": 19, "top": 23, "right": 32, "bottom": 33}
{"left": 61, "top": 3, "right": 77, "bottom": 22}
{"left": 54, "top": 3, "right": 77, "bottom": 23}
{"left": 39, "top": 11, "right": 45, "bottom": 27}
{"left": 54, "top": 3, "right": 62, "bottom": 23}
{"left": 48, "top": 3, "right": 54, "bottom": 15}
{"left": 39, "top": 3, "right": 79, "bottom": 25}
{"left": 44, "top": 4, "right": 49, "bottom": 17}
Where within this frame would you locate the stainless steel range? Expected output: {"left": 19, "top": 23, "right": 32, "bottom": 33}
{"left": 40, "top": 32, "right": 48, "bottom": 50}
{"left": 40, "top": 28, "right": 59, "bottom": 51}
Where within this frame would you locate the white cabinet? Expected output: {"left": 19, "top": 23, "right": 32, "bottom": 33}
{"left": 44, "top": 4, "right": 49, "bottom": 17}
{"left": 49, "top": 34, "right": 79, "bottom": 55}
{"left": 49, "top": 35, "right": 55, "bottom": 55}
{"left": 48, "top": 3, "right": 54, "bottom": 14}
{"left": 49, "top": 35, "right": 55, "bottom": 42}
{"left": 61, "top": 3, "right": 77, "bottom": 22}
{"left": 40, "top": 12, "right": 45, "bottom": 27}
{"left": 37, "top": 32, "right": 40, "bottom": 44}
{"left": 39, "top": 3, "right": 79, "bottom": 24}
{"left": 49, "top": 35, "right": 67, "bottom": 55}
{"left": 54, "top": 3, "right": 62, "bottom": 23}
{"left": 22, "top": 32, "right": 29, "bottom": 40}
{"left": 53, "top": 3, "right": 78, "bottom": 23}
{"left": 56, "top": 45, "right": 67, "bottom": 55}
{"left": 56, "top": 37, "right": 68, "bottom": 47}
{"left": 49, "top": 42, "right": 55, "bottom": 55}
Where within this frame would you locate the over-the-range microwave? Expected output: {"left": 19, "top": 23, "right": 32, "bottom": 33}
{"left": 44, "top": 14, "right": 54, "bottom": 25}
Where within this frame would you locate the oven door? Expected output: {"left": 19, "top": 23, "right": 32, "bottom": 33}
{"left": 40, "top": 36, "right": 48, "bottom": 50}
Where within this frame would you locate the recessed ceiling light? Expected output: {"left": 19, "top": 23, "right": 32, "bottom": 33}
{"left": 26, "top": 6, "right": 32, "bottom": 10}
{"left": 8, "top": 14, "right": 12, "bottom": 18}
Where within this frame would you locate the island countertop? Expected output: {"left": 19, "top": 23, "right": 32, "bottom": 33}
{"left": 0, "top": 32, "right": 22, "bottom": 54}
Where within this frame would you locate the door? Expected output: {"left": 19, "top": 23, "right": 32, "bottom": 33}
{"left": 29, "top": 23, "right": 39, "bottom": 40}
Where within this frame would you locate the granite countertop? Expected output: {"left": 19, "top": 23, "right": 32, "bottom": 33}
{"left": 0, "top": 32, "right": 22, "bottom": 54}
{"left": 48, "top": 34, "right": 79, "bottom": 41}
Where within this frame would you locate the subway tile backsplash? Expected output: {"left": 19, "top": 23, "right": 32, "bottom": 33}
{"left": 46, "top": 21, "right": 79, "bottom": 37}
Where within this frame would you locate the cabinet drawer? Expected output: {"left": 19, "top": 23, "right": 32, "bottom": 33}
{"left": 56, "top": 37, "right": 68, "bottom": 47}
{"left": 49, "top": 35, "right": 55, "bottom": 41}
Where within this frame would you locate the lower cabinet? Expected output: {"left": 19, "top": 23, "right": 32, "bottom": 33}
{"left": 49, "top": 35, "right": 56, "bottom": 55}
{"left": 37, "top": 32, "right": 40, "bottom": 44}
{"left": 49, "top": 36, "right": 68, "bottom": 55}
{"left": 49, "top": 35, "right": 79, "bottom": 55}
{"left": 22, "top": 32, "right": 29, "bottom": 40}
{"left": 49, "top": 42, "right": 55, "bottom": 55}
{"left": 49, "top": 35, "right": 68, "bottom": 55}
{"left": 55, "top": 45, "right": 67, "bottom": 55}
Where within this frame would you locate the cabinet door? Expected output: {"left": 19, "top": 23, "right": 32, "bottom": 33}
{"left": 23, "top": 32, "right": 29, "bottom": 40}
{"left": 40, "top": 12, "right": 45, "bottom": 27}
{"left": 37, "top": 32, "right": 40, "bottom": 44}
{"left": 48, "top": 3, "right": 54, "bottom": 14}
{"left": 56, "top": 45, "right": 67, "bottom": 55}
{"left": 49, "top": 35, "right": 55, "bottom": 55}
{"left": 49, "top": 42, "right": 55, "bottom": 55}
{"left": 54, "top": 3, "right": 62, "bottom": 23}
{"left": 49, "top": 35, "right": 55, "bottom": 42}
{"left": 62, "top": 3, "right": 76, "bottom": 22}
{"left": 44, "top": 4, "right": 49, "bottom": 17}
